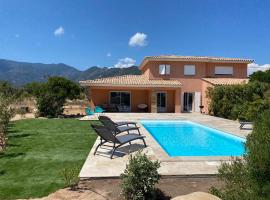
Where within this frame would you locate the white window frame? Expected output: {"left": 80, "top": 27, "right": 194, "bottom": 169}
{"left": 215, "top": 66, "right": 233, "bottom": 75}
{"left": 184, "top": 65, "right": 196, "bottom": 75}
{"left": 159, "top": 64, "right": 170, "bottom": 75}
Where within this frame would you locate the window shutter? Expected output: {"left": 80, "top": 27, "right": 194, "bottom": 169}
{"left": 159, "top": 65, "right": 166, "bottom": 75}
{"left": 215, "top": 66, "right": 233, "bottom": 75}
{"left": 184, "top": 65, "right": 195, "bottom": 75}
{"left": 165, "top": 65, "right": 170, "bottom": 74}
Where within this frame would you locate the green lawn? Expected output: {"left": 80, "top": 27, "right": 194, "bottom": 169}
{"left": 0, "top": 119, "right": 97, "bottom": 199}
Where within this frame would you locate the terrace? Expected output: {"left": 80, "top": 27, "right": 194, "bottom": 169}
{"left": 80, "top": 112, "right": 251, "bottom": 178}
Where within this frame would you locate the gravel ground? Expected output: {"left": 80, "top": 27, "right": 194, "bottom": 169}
{"left": 28, "top": 176, "right": 222, "bottom": 200}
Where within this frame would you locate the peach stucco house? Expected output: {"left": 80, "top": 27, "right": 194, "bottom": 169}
{"left": 80, "top": 55, "right": 253, "bottom": 113}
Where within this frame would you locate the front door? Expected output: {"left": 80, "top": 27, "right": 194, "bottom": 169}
{"left": 157, "top": 92, "right": 166, "bottom": 112}
{"left": 183, "top": 92, "right": 193, "bottom": 112}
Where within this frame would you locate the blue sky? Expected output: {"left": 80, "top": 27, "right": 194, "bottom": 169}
{"left": 0, "top": 0, "right": 269, "bottom": 71}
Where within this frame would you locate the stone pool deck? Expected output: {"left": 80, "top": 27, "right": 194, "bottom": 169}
{"left": 79, "top": 113, "right": 251, "bottom": 178}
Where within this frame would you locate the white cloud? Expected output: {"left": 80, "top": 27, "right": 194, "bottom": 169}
{"left": 129, "top": 32, "right": 148, "bottom": 47}
{"left": 248, "top": 63, "right": 270, "bottom": 75}
{"left": 114, "top": 57, "right": 136, "bottom": 68}
{"left": 54, "top": 26, "right": 65, "bottom": 36}
{"left": 107, "top": 53, "right": 111, "bottom": 57}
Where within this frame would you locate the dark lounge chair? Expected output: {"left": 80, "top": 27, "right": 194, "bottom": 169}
{"left": 239, "top": 121, "right": 253, "bottom": 130}
{"left": 99, "top": 115, "right": 137, "bottom": 127}
{"left": 98, "top": 116, "right": 141, "bottom": 135}
{"left": 91, "top": 125, "right": 146, "bottom": 159}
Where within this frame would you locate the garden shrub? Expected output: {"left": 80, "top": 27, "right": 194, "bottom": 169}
{"left": 121, "top": 151, "right": 161, "bottom": 200}
{"left": 207, "top": 82, "right": 270, "bottom": 121}
{"left": 61, "top": 165, "right": 80, "bottom": 190}
{"left": 210, "top": 158, "right": 252, "bottom": 200}
{"left": 23, "top": 78, "right": 82, "bottom": 118}
{"left": 37, "top": 93, "right": 66, "bottom": 118}
{"left": 245, "top": 110, "right": 270, "bottom": 198}
{"left": 210, "top": 110, "right": 270, "bottom": 200}
{"left": 34, "top": 77, "right": 81, "bottom": 118}
{"left": 236, "top": 99, "right": 270, "bottom": 121}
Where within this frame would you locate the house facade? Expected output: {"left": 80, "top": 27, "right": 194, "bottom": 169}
{"left": 80, "top": 56, "right": 253, "bottom": 113}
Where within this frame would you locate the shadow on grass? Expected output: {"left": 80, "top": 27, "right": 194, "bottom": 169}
{"left": 6, "top": 129, "right": 19, "bottom": 134}
{"left": 8, "top": 133, "right": 31, "bottom": 139}
{"left": 7, "top": 123, "right": 15, "bottom": 128}
{"left": 6, "top": 143, "right": 21, "bottom": 147}
{"left": 0, "top": 170, "right": 6, "bottom": 176}
{"left": 0, "top": 152, "right": 25, "bottom": 159}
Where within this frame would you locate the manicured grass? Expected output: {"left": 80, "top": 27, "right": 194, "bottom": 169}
{"left": 0, "top": 119, "right": 97, "bottom": 199}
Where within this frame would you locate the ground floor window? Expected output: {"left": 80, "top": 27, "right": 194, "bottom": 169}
{"left": 110, "top": 91, "right": 131, "bottom": 112}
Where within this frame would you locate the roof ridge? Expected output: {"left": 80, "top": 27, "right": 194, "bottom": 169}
{"left": 94, "top": 74, "right": 143, "bottom": 79}
{"left": 79, "top": 74, "right": 182, "bottom": 87}
{"left": 143, "top": 55, "right": 253, "bottom": 62}
{"left": 140, "top": 55, "right": 253, "bottom": 69}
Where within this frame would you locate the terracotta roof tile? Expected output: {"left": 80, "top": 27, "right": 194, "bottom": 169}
{"left": 144, "top": 55, "right": 253, "bottom": 63}
{"left": 140, "top": 55, "right": 253, "bottom": 69}
{"left": 80, "top": 75, "right": 182, "bottom": 88}
{"left": 202, "top": 78, "right": 249, "bottom": 85}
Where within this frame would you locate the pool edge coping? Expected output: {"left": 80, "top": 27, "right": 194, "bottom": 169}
{"left": 139, "top": 120, "right": 246, "bottom": 162}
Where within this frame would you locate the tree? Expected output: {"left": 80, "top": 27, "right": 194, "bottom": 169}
{"left": 0, "top": 95, "right": 15, "bottom": 150}
{"left": 23, "top": 82, "right": 43, "bottom": 97}
{"left": 0, "top": 82, "right": 22, "bottom": 150}
{"left": 250, "top": 69, "right": 270, "bottom": 83}
{"left": 0, "top": 81, "right": 21, "bottom": 98}
{"left": 210, "top": 110, "right": 270, "bottom": 200}
{"left": 36, "top": 77, "right": 81, "bottom": 117}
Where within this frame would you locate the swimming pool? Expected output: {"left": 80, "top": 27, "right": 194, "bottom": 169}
{"left": 141, "top": 120, "right": 246, "bottom": 157}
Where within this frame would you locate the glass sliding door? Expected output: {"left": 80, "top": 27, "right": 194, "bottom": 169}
{"left": 110, "top": 91, "right": 131, "bottom": 112}
{"left": 183, "top": 92, "right": 193, "bottom": 112}
{"left": 157, "top": 92, "right": 167, "bottom": 112}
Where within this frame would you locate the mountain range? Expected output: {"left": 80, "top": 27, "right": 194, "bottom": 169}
{"left": 0, "top": 59, "right": 141, "bottom": 86}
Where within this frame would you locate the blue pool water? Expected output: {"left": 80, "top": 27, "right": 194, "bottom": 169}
{"left": 141, "top": 120, "right": 246, "bottom": 157}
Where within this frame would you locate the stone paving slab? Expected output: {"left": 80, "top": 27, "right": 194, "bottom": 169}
{"left": 79, "top": 113, "right": 251, "bottom": 178}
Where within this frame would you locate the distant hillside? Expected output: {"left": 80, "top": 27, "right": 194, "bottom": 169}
{"left": 0, "top": 59, "right": 141, "bottom": 86}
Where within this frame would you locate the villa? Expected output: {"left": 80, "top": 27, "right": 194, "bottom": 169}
{"left": 80, "top": 55, "right": 253, "bottom": 113}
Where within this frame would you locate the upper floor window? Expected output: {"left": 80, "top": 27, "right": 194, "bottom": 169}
{"left": 159, "top": 64, "right": 170, "bottom": 75}
{"left": 184, "top": 65, "right": 196, "bottom": 75}
{"left": 215, "top": 66, "right": 233, "bottom": 75}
